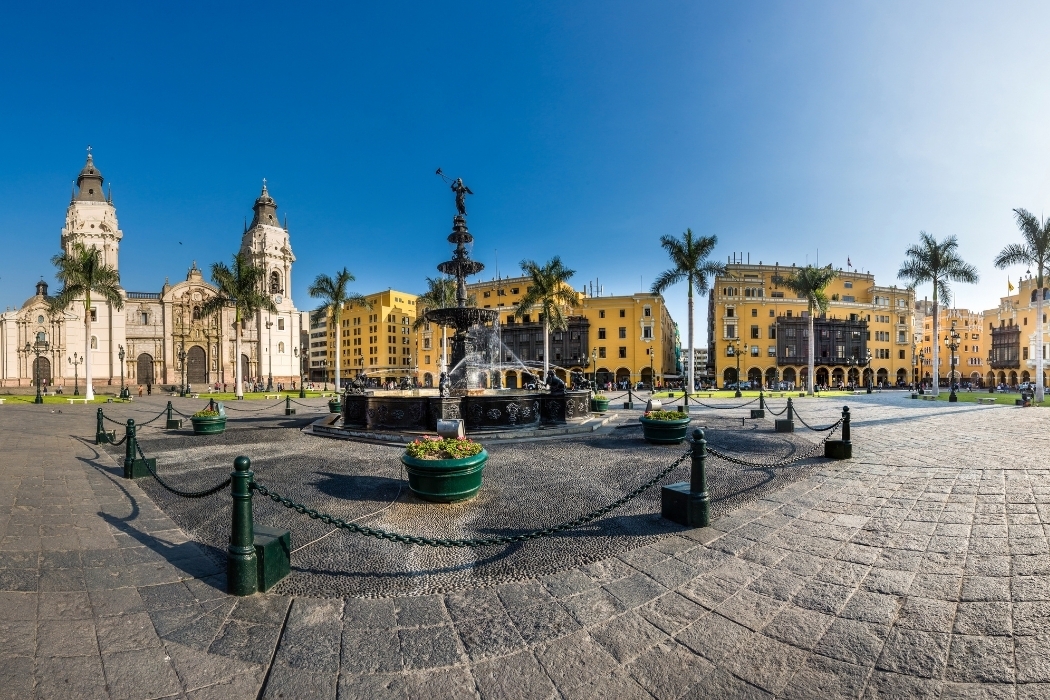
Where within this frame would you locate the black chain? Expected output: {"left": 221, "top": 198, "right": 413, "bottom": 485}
{"left": 705, "top": 419, "right": 842, "bottom": 468}
{"left": 792, "top": 412, "right": 842, "bottom": 432}
{"left": 109, "top": 433, "right": 127, "bottom": 446}
{"left": 136, "top": 443, "right": 231, "bottom": 498}
{"left": 102, "top": 413, "right": 126, "bottom": 426}
{"left": 764, "top": 403, "right": 789, "bottom": 416}
{"left": 222, "top": 400, "right": 288, "bottom": 413}
{"left": 251, "top": 451, "right": 691, "bottom": 548}
{"left": 290, "top": 399, "right": 328, "bottom": 409}
{"left": 691, "top": 397, "right": 760, "bottom": 410}
{"left": 100, "top": 407, "right": 168, "bottom": 428}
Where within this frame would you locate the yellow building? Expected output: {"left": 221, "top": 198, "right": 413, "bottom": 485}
{"left": 708, "top": 264, "right": 915, "bottom": 389}
{"left": 319, "top": 288, "right": 422, "bottom": 387}
{"left": 916, "top": 307, "right": 985, "bottom": 388}
{"left": 982, "top": 276, "right": 1050, "bottom": 388}
{"left": 464, "top": 276, "right": 679, "bottom": 389}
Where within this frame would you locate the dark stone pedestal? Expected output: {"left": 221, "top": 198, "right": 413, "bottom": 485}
{"left": 540, "top": 392, "right": 591, "bottom": 424}
{"left": 254, "top": 525, "right": 290, "bottom": 592}
{"left": 750, "top": 409, "right": 765, "bottom": 419}
{"left": 124, "top": 457, "right": 155, "bottom": 480}
{"left": 343, "top": 395, "right": 368, "bottom": 428}
{"left": 165, "top": 419, "right": 182, "bottom": 430}
{"left": 775, "top": 419, "right": 794, "bottom": 433}
{"left": 661, "top": 483, "right": 709, "bottom": 527}
{"left": 824, "top": 440, "right": 852, "bottom": 459}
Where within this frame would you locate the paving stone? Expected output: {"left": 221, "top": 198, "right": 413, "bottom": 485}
{"left": 638, "top": 591, "right": 706, "bottom": 635}
{"left": 534, "top": 631, "right": 621, "bottom": 690}
{"left": 209, "top": 618, "right": 285, "bottom": 666}
{"left": 561, "top": 586, "right": 627, "bottom": 625}
{"left": 34, "top": 654, "right": 108, "bottom": 700}
{"left": 954, "top": 601, "right": 1013, "bottom": 636}
{"left": 394, "top": 594, "right": 450, "bottom": 628}
{"left": 273, "top": 598, "right": 343, "bottom": 673}
{"left": 342, "top": 596, "right": 396, "bottom": 629}
{"left": 1013, "top": 600, "right": 1050, "bottom": 635}
{"left": 781, "top": 653, "right": 871, "bottom": 700}
{"left": 455, "top": 611, "right": 527, "bottom": 661}
{"left": 95, "top": 611, "right": 162, "bottom": 653}
{"left": 627, "top": 639, "right": 713, "bottom": 699}
{"left": 507, "top": 600, "right": 580, "bottom": 644}
{"left": 336, "top": 672, "right": 412, "bottom": 700}
{"left": 762, "top": 606, "right": 836, "bottom": 651}
{"left": 676, "top": 611, "right": 750, "bottom": 662}
{"left": 590, "top": 610, "right": 667, "bottom": 663}
{"left": 679, "top": 667, "right": 774, "bottom": 700}
{"left": 944, "top": 634, "right": 1015, "bottom": 684}
{"left": 814, "top": 618, "right": 892, "bottom": 667}
{"left": 261, "top": 662, "right": 337, "bottom": 700}
{"left": 472, "top": 649, "right": 556, "bottom": 700}
{"left": 89, "top": 586, "right": 146, "bottom": 617}
{"left": 0, "top": 655, "right": 33, "bottom": 698}
{"left": 339, "top": 626, "right": 401, "bottom": 674}
{"left": 722, "top": 631, "right": 809, "bottom": 695}
{"left": 896, "top": 596, "right": 955, "bottom": 633}
{"left": 714, "top": 588, "right": 786, "bottom": 631}
{"left": 875, "top": 628, "right": 951, "bottom": 679}
{"left": 792, "top": 580, "right": 855, "bottom": 615}
{"left": 100, "top": 647, "right": 182, "bottom": 699}
{"left": 1014, "top": 634, "right": 1050, "bottom": 683}
{"left": 398, "top": 624, "right": 465, "bottom": 670}
{"left": 603, "top": 571, "right": 668, "bottom": 608}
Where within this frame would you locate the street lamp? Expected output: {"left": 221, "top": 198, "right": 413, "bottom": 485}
{"left": 68, "top": 352, "right": 84, "bottom": 396}
{"left": 732, "top": 341, "right": 742, "bottom": 398}
{"left": 265, "top": 318, "right": 274, "bottom": 392}
{"left": 649, "top": 348, "right": 655, "bottom": 392}
{"left": 177, "top": 346, "right": 187, "bottom": 397}
{"left": 294, "top": 347, "right": 305, "bottom": 398}
{"left": 118, "top": 344, "right": 128, "bottom": 399}
{"left": 944, "top": 320, "right": 960, "bottom": 402}
{"left": 917, "top": 348, "right": 926, "bottom": 394}
{"left": 863, "top": 349, "right": 873, "bottom": 394}
{"left": 27, "top": 338, "right": 49, "bottom": 404}
{"left": 590, "top": 348, "right": 598, "bottom": 389}
{"left": 322, "top": 359, "right": 328, "bottom": 392}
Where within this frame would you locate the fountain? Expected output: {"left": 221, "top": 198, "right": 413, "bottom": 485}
{"left": 340, "top": 177, "right": 590, "bottom": 434}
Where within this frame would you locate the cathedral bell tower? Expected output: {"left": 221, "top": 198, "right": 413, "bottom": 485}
{"left": 239, "top": 180, "right": 295, "bottom": 311}
{"left": 60, "top": 148, "right": 123, "bottom": 272}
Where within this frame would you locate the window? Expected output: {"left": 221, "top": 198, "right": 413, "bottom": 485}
{"left": 726, "top": 346, "right": 735, "bottom": 357}
{"left": 511, "top": 287, "right": 519, "bottom": 294}
{"left": 750, "top": 325, "right": 760, "bottom": 339}
{"left": 643, "top": 306, "right": 651, "bottom": 317}
{"left": 899, "top": 350, "right": 906, "bottom": 360}
{"left": 842, "top": 296, "right": 855, "bottom": 303}
{"left": 642, "top": 326, "right": 653, "bottom": 339}
{"left": 90, "top": 336, "right": 97, "bottom": 349}
{"left": 751, "top": 308, "right": 758, "bottom": 317}
{"left": 618, "top": 347, "right": 627, "bottom": 358}
{"left": 771, "top": 291, "right": 784, "bottom": 298}
{"left": 768, "top": 346, "right": 777, "bottom": 357}
{"left": 90, "top": 308, "right": 97, "bottom": 322}
{"left": 619, "top": 309, "right": 626, "bottom": 317}
{"left": 278, "top": 318, "right": 285, "bottom": 331}
{"left": 140, "top": 312, "right": 149, "bottom": 325}
{"left": 726, "top": 308, "right": 735, "bottom": 318}
{"left": 425, "top": 355, "right": 431, "bottom": 364}
{"left": 598, "top": 347, "right": 606, "bottom": 358}
{"left": 192, "top": 306, "right": 201, "bottom": 321}
{"left": 598, "top": 328, "right": 606, "bottom": 339}
{"left": 598, "top": 310, "right": 605, "bottom": 318}
{"left": 618, "top": 327, "right": 627, "bottom": 339}
{"left": 784, "top": 345, "right": 795, "bottom": 357}
{"left": 844, "top": 281, "right": 853, "bottom": 289}
{"left": 726, "top": 325, "right": 736, "bottom": 338}
{"left": 786, "top": 310, "right": 792, "bottom": 318}
{"left": 483, "top": 291, "right": 491, "bottom": 298}
{"left": 278, "top": 342, "right": 285, "bottom": 353}
{"left": 750, "top": 346, "right": 759, "bottom": 357}
{"left": 1024, "top": 347, "right": 1030, "bottom": 360}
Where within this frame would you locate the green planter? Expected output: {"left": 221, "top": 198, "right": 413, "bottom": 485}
{"left": 328, "top": 399, "right": 342, "bottom": 414}
{"left": 400, "top": 449, "right": 488, "bottom": 503}
{"left": 639, "top": 415, "right": 691, "bottom": 444}
{"left": 190, "top": 415, "right": 227, "bottom": 435}
{"left": 591, "top": 398, "right": 610, "bottom": 413}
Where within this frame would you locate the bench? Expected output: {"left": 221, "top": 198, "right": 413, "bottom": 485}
{"left": 922, "top": 395, "right": 937, "bottom": 401}
{"left": 67, "top": 398, "right": 89, "bottom": 404}
{"left": 264, "top": 394, "right": 281, "bottom": 400}
{"left": 977, "top": 398, "right": 996, "bottom": 405}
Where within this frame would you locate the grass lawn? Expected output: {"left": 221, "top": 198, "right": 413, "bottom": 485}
{"left": 644, "top": 389, "right": 856, "bottom": 400}
{"left": 0, "top": 390, "right": 335, "bottom": 405}
{"left": 921, "top": 391, "right": 1046, "bottom": 407}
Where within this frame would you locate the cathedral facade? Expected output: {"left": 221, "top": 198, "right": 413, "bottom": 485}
{"left": 0, "top": 153, "right": 302, "bottom": 392}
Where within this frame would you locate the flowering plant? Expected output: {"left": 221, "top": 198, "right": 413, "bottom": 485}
{"left": 592, "top": 394, "right": 608, "bottom": 400}
{"left": 192, "top": 409, "right": 221, "bottom": 418}
{"left": 405, "top": 436, "right": 484, "bottom": 460}
{"left": 643, "top": 410, "right": 688, "bottom": 421}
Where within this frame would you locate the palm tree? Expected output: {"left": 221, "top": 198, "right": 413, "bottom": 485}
{"left": 994, "top": 209, "right": 1050, "bottom": 402}
{"left": 201, "top": 254, "right": 276, "bottom": 399}
{"left": 898, "top": 232, "right": 979, "bottom": 397}
{"left": 308, "top": 268, "right": 369, "bottom": 392}
{"left": 515, "top": 257, "right": 582, "bottom": 380}
{"left": 772, "top": 265, "right": 838, "bottom": 396}
{"left": 651, "top": 229, "right": 725, "bottom": 393}
{"left": 49, "top": 243, "right": 123, "bottom": 401}
{"left": 412, "top": 276, "right": 464, "bottom": 374}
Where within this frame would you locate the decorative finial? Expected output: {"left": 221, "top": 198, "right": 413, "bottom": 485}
{"left": 86, "top": 145, "right": 93, "bottom": 163}
{"left": 261, "top": 177, "right": 268, "bottom": 194}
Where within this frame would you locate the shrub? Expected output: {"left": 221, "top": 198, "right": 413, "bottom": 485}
{"left": 405, "top": 436, "right": 484, "bottom": 460}
{"left": 193, "top": 409, "right": 221, "bottom": 418}
{"left": 643, "top": 410, "right": 688, "bottom": 421}
{"left": 592, "top": 394, "right": 608, "bottom": 400}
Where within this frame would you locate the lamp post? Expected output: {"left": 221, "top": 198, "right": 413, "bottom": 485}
{"left": 177, "top": 346, "right": 187, "bottom": 397}
{"left": 590, "top": 348, "right": 598, "bottom": 389}
{"left": 118, "top": 344, "right": 127, "bottom": 399}
{"left": 69, "top": 352, "right": 84, "bottom": 396}
{"left": 27, "top": 339, "right": 49, "bottom": 404}
{"left": 322, "top": 359, "right": 328, "bottom": 392}
{"left": 863, "top": 349, "right": 873, "bottom": 394}
{"left": 917, "top": 348, "right": 926, "bottom": 394}
{"left": 649, "top": 348, "right": 654, "bottom": 392}
{"left": 732, "top": 341, "right": 742, "bottom": 398}
{"left": 945, "top": 320, "right": 960, "bottom": 402}
{"left": 294, "top": 347, "right": 306, "bottom": 398}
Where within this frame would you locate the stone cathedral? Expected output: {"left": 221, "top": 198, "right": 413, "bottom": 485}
{"left": 0, "top": 152, "right": 302, "bottom": 391}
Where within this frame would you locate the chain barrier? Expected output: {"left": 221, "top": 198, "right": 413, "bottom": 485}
{"left": 763, "top": 403, "right": 789, "bottom": 417}
{"left": 792, "top": 411, "right": 842, "bottom": 432}
{"left": 109, "top": 433, "right": 128, "bottom": 446}
{"left": 251, "top": 450, "right": 691, "bottom": 548}
{"left": 136, "top": 443, "right": 232, "bottom": 498}
{"left": 290, "top": 399, "right": 329, "bottom": 409}
{"left": 691, "top": 397, "right": 760, "bottom": 410}
{"left": 221, "top": 399, "right": 289, "bottom": 413}
{"left": 101, "top": 407, "right": 168, "bottom": 428}
{"left": 706, "top": 419, "right": 842, "bottom": 468}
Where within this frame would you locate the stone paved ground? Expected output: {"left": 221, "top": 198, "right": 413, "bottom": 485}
{"left": 2, "top": 394, "right": 1050, "bottom": 698}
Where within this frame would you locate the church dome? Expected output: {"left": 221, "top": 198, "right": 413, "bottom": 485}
{"left": 75, "top": 150, "right": 106, "bottom": 202}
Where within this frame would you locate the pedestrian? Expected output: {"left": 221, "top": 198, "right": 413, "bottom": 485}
{"left": 138, "top": 385, "right": 143, "bottom": 397}
{"left": 146, "top": 383, "right": 152, "bottom": 396}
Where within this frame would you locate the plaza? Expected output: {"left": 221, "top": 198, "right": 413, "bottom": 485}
{"left": 1, "top": 393, "right": 1048, "bottom": 698}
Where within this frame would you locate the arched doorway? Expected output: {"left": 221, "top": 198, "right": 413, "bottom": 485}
{"left": 863, "top": 368, "right": 874, "bottom": 387}
{"left": 997, "top": 371, "right": 1006, "bottom": 385}
{"left": 816, "top": 367, "right": 829, "bottom": 387}
{"left": 1009, "top": 371, "right": 1018, "bottom": 386}
{"left": 595, "top": 368, "right": 611, "bottom": 387}
{"left": 423, "top": 372, "right": 433, "bottom": 387}
{"left": 896, "top": 368, "right": 907, "bottom": 386}
{"left": 241, "top": 354, "right": 252, "bottom": 384}
{"left": 555, "top": 368, "right": 567, "bottom": 382}
{"left": 724, "top": 367, "right": 738, "bottom": 385}
{"left": 747, "top": 367, "right": 762, "bottom": 386}
{"left": 876, "top": 368, "right": 888, "bottom": 387}
{"left": 847, "top": 368, "right": 860, "bottom": 386}
{"left": 970, "top": 372, "right": 981, "bottom": 387}
{"left": 783, "top": 367, "right": 796, "bottom": 386}
{"left": 1022, "top": 371, "right": 1031, "bottom": 383}
{"left": 616, "top": 367, "right": 631, "bottom": 388}
{"left": 640, "top": 367, "right": 653, "bottom": 387}
{"left": 137, "top": 354, "right": 154, "bottom": 386}
{"left": 986, "top": 371, "right": 995, "bottom": 387}
{"left": 831, "top": 367, "right": 844, "bottom": 386}
{"left": 186, "top": 346, "right": 207, "bottom": 384}
{"left": 764, "top": 367, "right": 777, "bottom": 387}
{"left": 504, "top": 371, "right": 517, "bottom": 389}
{"left": 799, "top": 367, "right": 808, "bottom": 388}
{"left": 33, "top": 356, "right": 51, "bottom": 387}
{"left": 522, "top": 372, "right": 537, "bottom": 388}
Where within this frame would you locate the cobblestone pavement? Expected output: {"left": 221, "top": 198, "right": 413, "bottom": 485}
{"left": 3, "top": 394, "right": 1050, "bottom": 698}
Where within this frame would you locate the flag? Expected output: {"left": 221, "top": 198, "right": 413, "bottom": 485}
{"left": 847, "top": 257, "right": 851, "bottom": 267}
{"left": 1009, "top": 277, "right": 1015, "bottom": 293}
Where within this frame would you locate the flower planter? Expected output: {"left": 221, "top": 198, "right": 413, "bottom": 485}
{"left": 400, "top": 449, "right": 488, "bottom": 503}
{"left": 591, "top": 398, "right": 609, "bottom": 413}
{"left": 639, "top": 415, "right": 691, "bottom": 444}
{"left": 190, "top": 415, "right": 227, "bottom": 435}
{"left": 328, "top": 399, "right": 342, "bottom": 414}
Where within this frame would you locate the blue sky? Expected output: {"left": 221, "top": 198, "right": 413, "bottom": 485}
{"left": 3, "top": 1, "right": 1050, "bottom": 345}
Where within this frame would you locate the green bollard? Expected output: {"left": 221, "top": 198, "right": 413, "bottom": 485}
{"left": 661, "top": 428, "right": 710, "bottom": 527}
{"left": 775, "top": 397, "right": 795, "bottom": 432}
{"left": 122, "top": 419, "right": 154, "bottom": 478}
{"left": 625, "top": 382, "right": 633, "bottom": 409}
{"left": 165, "top": 400, "right": 182, "bottom": 430}
{"left": 752, "top": 390, "right": 766, "bottom": 419}
{"left": 285, "top": 395, "right": 296, "bottom": 416}
{"left": 227, "top": 456, "right": 259, "bottom": 596}
{"left": 299, "top": 382, "right": 306, "bottom": 399}
{"left": 95, "top": 408, "right": 108, "bottom": 445}
{"left": 825, "top": 406, "right": 853, "bottom": 459}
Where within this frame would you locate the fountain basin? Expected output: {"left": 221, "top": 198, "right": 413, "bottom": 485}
{"left": 343, "top": 391, "right": 592, "bottom": 433}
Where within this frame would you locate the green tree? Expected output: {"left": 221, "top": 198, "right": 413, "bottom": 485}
{"left": 515, "top": 257, "right": 582, "bottom": 380}
{"left": 772, "top": 265, "right": 838, "bottom": 396}
{"left": 412, "top": 276, "right": 473, "bottom": 375}
{"left": 48, "top": 243, "right": 124, "bottom": 401}
{"left": 994, "top": 209, "right": 1050, "bottom": 402}
{"left": 651, "top": 229, "right": 725, "bottom": 392}
{"left": 201, "top": 253, "right": 276, "bottom": 399}
{"left": 308, "top": 268, "right": 369, "bottom": 391}
{"left": 898, "top": 232, "right": 979, "bottom": 397}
